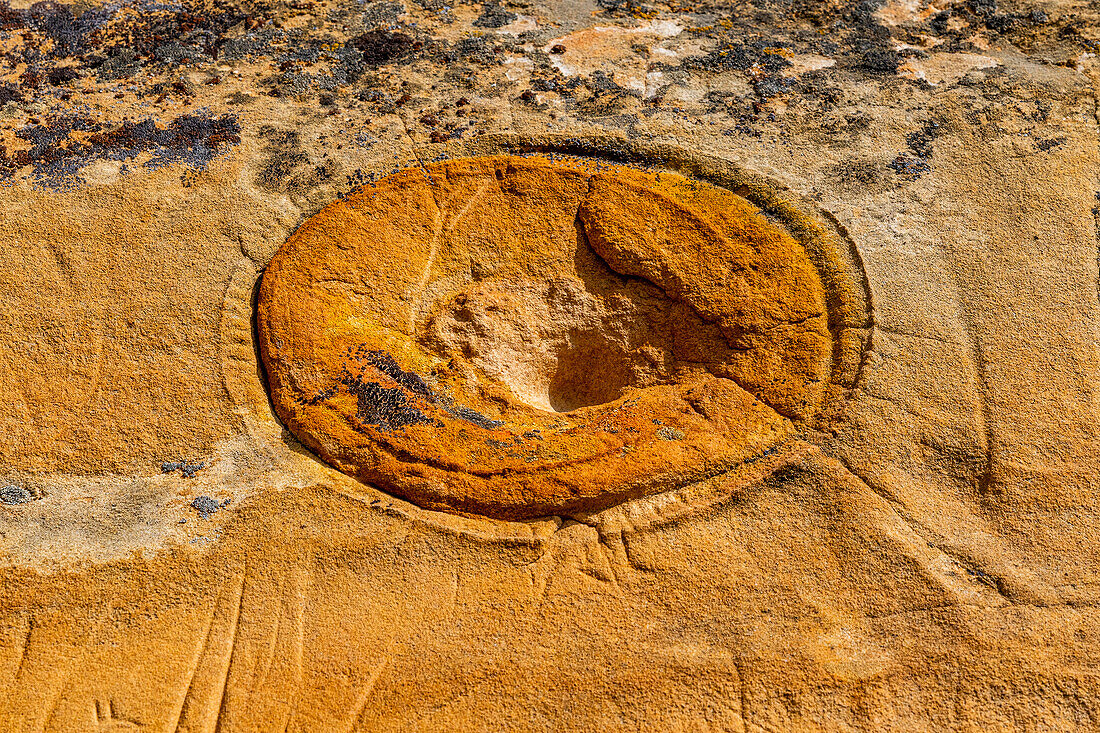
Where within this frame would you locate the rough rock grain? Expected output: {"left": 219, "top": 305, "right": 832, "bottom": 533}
{"left": 258, "top": 154, "right": 863, "bottom": 518}
{"left": 2, "top": 0, "right": 1100, "bottom": 729}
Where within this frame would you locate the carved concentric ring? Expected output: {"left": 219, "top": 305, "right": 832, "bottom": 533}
{"left": 257, "top": 154, "right": 868, "bottom": 519}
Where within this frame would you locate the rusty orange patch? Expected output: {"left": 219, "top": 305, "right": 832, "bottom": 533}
{"left": 258, "top": 155, "right": 848, "bottom": 519}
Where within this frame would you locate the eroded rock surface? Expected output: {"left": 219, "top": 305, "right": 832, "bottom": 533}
{"left": 258, "top": 154, "right": 866, "bottom": 518}
{"left": 2, "top": 0, "right": 1100, "bottom": 729}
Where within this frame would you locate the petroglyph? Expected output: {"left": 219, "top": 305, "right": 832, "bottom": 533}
{"left": 258, "top": 154, "right": 869, "bottom": 519}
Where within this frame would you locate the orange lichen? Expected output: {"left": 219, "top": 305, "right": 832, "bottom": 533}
{"left": 257, "top": 155, "right": 837, "bottom": 519}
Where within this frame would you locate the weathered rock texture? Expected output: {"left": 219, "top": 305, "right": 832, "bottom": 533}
{"left": 2, "top": 0, "right": 1100, "bottom": 729}
{"left": 258, "top": 154, "right": 867, "bottom": 518}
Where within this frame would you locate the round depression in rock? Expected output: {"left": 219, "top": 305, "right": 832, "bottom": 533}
{"left": 258, "top": 154, "right": 858, "bottom": 520}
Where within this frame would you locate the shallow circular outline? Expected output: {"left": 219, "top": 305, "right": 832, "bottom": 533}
{"left": 221, "top": 132, "right": 874, "bottom": 541}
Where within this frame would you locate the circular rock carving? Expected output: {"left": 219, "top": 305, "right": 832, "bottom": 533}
{"left": 258, "top": 155, "right": 865, "bottom": 520}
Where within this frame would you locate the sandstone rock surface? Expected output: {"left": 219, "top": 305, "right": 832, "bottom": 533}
{"left": 2, "top": 0, "right": 1100, "bottom": 730}
{"left": 258, "top": 154, "right": 866, "bottom": 518}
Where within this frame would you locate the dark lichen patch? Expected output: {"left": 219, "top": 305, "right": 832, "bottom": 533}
{"left": 752, "top": 74, "right": 794, "bottom": 100}
{"left": 45, "top": 66, "right": 78, "bottom": 85}
{"left": 592, "top": 0, "right": 657, "bottom": 19}
{"left": 335, "top": 349, "right": 437, "bottom": 431}
{"left": 362, "top": 348, "right": 433, "bottom": 397}
{"left": 302, "top": 345, "right": 505, "bottom": 433}
{"left": 883, "top": 119, "right": 940, "bottom": 181}
{"left": 358, "top": 0, "right": 405, "bottom": 28}
{"left": 0, "top": 82, "right": 20, "bottom": 104}
{"left": 904, "top": 0, "right": 1068, "bottom": 59}
{"left": 888, "top": 154, "right": 930, "bottom": 179}
{"left": 1036, "top": 136, "right": 1066, "bottom": 153}
{"left": 860, "top": 46, "right": 899, "bottom": 73}
{"left": 255, "top": 126, "right": 309, "bottom": 189}
{"left": 472, "top": 1, "right": 516, "bottom": 29}
{"left": 190, "top": 494, "right": 229, "bottom": 518}
{"left": 682, "top": 39, "right": 791, "bottom": 74}
{"left": 656, "top": 426, "right": 685, "bottom": 441}
{"left": 449, "top": 36, "right": 506, "bottom": 66}
{"left": 573, "top": 71, "right": 640, "bottom": 116}
{"left": 254, "top": 125, "right": 339, "bottom": 195}
{"left": 0, "top": 0, "right": 261, "bottom": 86}
{"left": 353, "top": 381, "right": 435, "bottom": 430}
{"left": 0, "top": 0, "right": 102, "bottom": 59}
{"left": 907, "top": 120, "right": 940, "bottom": 159}
{"left": 163, "top": 459, "right": 206, "bottom": 478}
{"left": 85, "top": 0, "right": 255, "bottom": 67}
{"left": 264, "top": 27, "right": 432, "bottom": 97}
{"left": 0, "top": 111, "right": 240, "bottom": 190}
{"left": 0, "top": 0, "right": 1086, "bottom": 163}
{"left": 827, "top": 158, "right": 886, "bottom": 190}
{"left": 0, "top": 485, "right": 33, "bottom": 505}
{"left": 95, "top": 47, "right": 141, "bottom": 80}
{"left": 352, "top": 29, "right": 417, "bottom": 65}
{"left": 0, "top": 0, "right": 1083, "bottom": 197}
{"left": 642, "top": 0, "right": 1096, "bottom": 140}
{"left": 443, "top": 401, "right": 503, "bottom": 430}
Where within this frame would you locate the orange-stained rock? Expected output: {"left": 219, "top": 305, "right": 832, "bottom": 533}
{"left": 257, "top": 155, "right": 840, "bottom": 519}
{"left": 5, "top": 0, "right": 1100, "bottom": 725}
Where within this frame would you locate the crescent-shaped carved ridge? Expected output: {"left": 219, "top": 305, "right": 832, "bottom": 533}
{"left": 257, "top": 154, "right": 867, "bottom": 520}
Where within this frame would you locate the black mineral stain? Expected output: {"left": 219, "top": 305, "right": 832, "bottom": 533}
{"left": 0, "top": 111, "right": 240, "bottom": 190}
